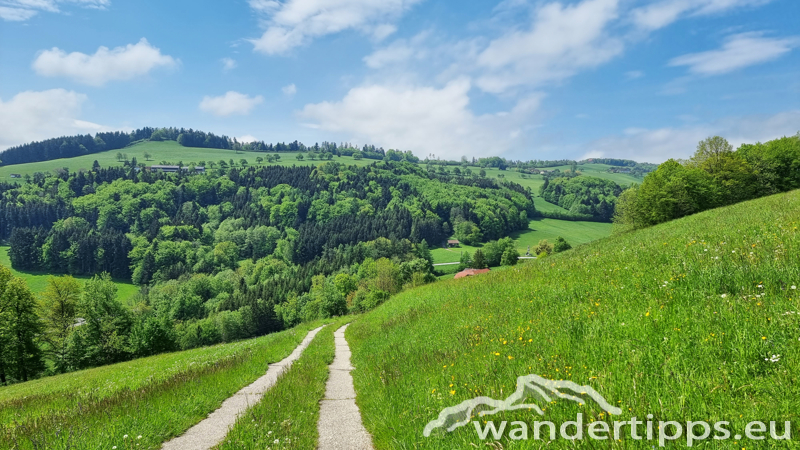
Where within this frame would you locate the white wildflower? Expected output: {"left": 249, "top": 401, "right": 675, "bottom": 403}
{"left": 792, "top": 285, "right": 797, "bottom": 290}
{"left": 721, "top": 294, "right": 727, "bottom": 298}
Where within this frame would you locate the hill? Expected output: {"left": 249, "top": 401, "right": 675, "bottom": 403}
{"left": 347, "top": 190, "right": 800, "bottom": 448}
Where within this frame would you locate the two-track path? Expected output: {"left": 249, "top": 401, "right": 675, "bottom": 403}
{"left": 161, "top": 326, "right": 324, "bottom": 450}
{"left": 317, "top": 324, "right": 375, "bottom": 449}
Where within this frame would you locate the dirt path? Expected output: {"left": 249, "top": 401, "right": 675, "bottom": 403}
{"left": 317, "top": 324, "right": 374, "bottom": 449}
{"left": 161, "top": 326, "right": 325, "bottom": 450}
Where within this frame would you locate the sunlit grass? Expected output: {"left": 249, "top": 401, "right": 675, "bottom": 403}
{"left": 348, "top": 190, "right": 800, "bottom": 448}
{"left": 216, "top": 316, "right": 352, "bottom": 450}
{"left": 0, "top": 320, "right": 333, "bottom": 449}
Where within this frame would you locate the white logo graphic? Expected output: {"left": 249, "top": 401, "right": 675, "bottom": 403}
{"left": 423, "top": 374, "right": 622, "bottom": 437}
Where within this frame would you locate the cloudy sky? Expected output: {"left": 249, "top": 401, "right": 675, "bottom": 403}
{"left": 0, "top": 0, "right": 798, "bottom": 162}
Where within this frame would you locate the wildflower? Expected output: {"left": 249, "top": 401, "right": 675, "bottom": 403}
{"left": 721, "top": 294, "right": 727, "bottom": 298}
{"left": 792, "top": 285, "right": 797, "bottom": 290}
{"left": 124, "top": 435, "right": 128, "bottom": 439}
{"left": 274, "top": 439, "right": 280, "bottom": 444}
{"left": 450, "top": 390, "right": 456, "bottom": 395}
{"left": 765, "top": 354, "right": 780, "bottom": 363}
{"left": 137, "top": 436, "right": 142, "bottom": 440}
{"left": 762, "top": 336, "right": 766, "bottom": 340}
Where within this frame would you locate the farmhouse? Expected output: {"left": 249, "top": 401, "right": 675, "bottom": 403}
{"left": 446, "top": 239, "right": 460, "bottom": 247}
{"left": 454, "top": 268, "right": 490, "bottom": 279}
{"left": 148, "top": 165, "right": 205, "bottom": 173}
{"left": 9, "top": 174, "right": 22, "bottom": 178}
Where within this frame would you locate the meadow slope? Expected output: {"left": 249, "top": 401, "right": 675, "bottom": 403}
{"left": 348, "top": 190, "right": 800, "bottom": 448}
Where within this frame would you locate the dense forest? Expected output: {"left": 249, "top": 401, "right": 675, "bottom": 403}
{"left": 539, "top": 176, "right": 622, "bottom": 222}
{"left": 0, "top": 160, "right": 533, "bottom": 382}
{"left": 614, "top": 134, "right": 800, "bottom": 229}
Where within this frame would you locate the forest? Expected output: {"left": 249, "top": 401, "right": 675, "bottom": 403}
{"left": 614, "top": 134, "right": 800, "bottom": 229}
{"left": 0, "top": 160, "right": 532, "bottom": 382}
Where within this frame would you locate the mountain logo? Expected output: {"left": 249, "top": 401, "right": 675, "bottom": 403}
{"left": 423, "top": 374, "right": 622, "bottom": 437}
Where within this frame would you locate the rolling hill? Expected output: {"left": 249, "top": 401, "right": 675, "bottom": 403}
{"left": 348, "top": 190, "right": 800, "bottom": 448}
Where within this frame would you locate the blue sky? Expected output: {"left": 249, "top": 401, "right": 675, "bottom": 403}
{"left": 0, "top": 0, "right": 798, "bottom": 162}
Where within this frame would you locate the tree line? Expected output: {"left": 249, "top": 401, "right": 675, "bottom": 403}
{"left": 614, "top": 134, "right": 800, "bottom": 230}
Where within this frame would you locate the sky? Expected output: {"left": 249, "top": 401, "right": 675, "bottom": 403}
{"left": 0, "top": 0, "right": 798, "bottom": 163}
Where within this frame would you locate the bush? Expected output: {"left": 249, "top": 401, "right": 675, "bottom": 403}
{"left": 553, "top": 236, "right": 572, "bottom": 253}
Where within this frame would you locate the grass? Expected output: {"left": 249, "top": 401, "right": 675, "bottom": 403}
{"left": 347, "top": 190, "right": 800, "bottom": 448}
{"left": 216, "top": 316, "right": 352, "bottom": 450}
{"left": 0, "top": 246, "right": 138, "bottom": 303}
{"left": 430, "top": 219, "right": 612, "bottom": 265}
{"left": 0, "top": 319, "right": 333, "bottom": 450}
{"left": 0, "top": 141, "right": 378, "bottom": 181}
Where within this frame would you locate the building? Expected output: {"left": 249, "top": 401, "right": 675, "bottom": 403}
{"left": 447, "top": 239, "right": 460, "bottom": 247}
{"left": 454, "top": 268, "right": 490, "bottom": 279}
{"left": 148, "top": 165, "right": 205, "bottom": 173}
{"left": 9, "top": 174, "right": 22, "bottom": 178}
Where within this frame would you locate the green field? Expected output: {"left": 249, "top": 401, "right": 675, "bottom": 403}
{"left": 0, "top": 319, "right": 333, "bottom": 449}
{"left": 431, "top": 219, "right": 612, "bottom": 264}
{"left": 0, "top": 246, "right": 137, "bottom": 303}
{"left": 348, "top": 190, "right": 800, "bottom": 448}
{"left": 0, "top": 140, "right": 381, "bottom": 181}
{"left": 539, "top": 163, "right": 642, "bottom": 187}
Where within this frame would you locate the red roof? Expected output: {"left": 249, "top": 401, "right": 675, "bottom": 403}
{"left": 454, "top": 268, "right": 490, "bottom": 279}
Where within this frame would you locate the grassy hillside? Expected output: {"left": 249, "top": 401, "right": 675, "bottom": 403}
{"left": 0, "top": 140, "right": 376, "bottom": 181}
{"left": 431, "top": 219, "right": 612, "bottom": 265}
{"left": 0, "top": 246, "right": 137, "bottom": 303}
{"left": 0, "top": 319, "right": 332, "bottom": 449}
{"left": 348, "top": 190, "right": 800, "bottom": 448}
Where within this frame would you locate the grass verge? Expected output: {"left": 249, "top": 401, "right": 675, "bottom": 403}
{"left": 0, "top": 320, "right": 332, "bottom": 449}
{"left": 216, "top": 316, "right": 352, "bottom": 450}
{"left": 348, "top": 190, "right": 800, "bottom": 449}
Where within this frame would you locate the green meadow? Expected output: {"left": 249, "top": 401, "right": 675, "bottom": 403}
{"left": 0, "top": 140, "right": 377, "bottom": 181}
{"left": 430, "top": 219, "right": 612, "bottom": 265}
{"left": 0, "top": 319, "right": 333, "bottom": 449}
{"left": 348, "top": 190, "right": 800, "bottom": 448}
{"left": 0, "top": 246, "right": 137, "bottom": 303}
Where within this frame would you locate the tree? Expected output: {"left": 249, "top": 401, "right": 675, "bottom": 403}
{"left": 479, "top": 169, "right": 486, "bottom": 177}
{"left": 0, "top": 274, "right": 44, "bottom": 382}
{"left": 92, "top": 160, "right": 101, "bottom": 171}
{"left": 39, "top": 276, "right": 81, "bottom": 373}
{"left": 457, "top": 251, "right": 472, "bottom": 271}
{"left": 688, "top": 136, "right": 733, "bottom": 174}
{"left": 534, "top": 239, "right": 553, "bottom": 255}
{"left": 78, "top": 273, "right": 131, "bottom": 366}
{"left": 297, "top": 154, "right": 304, "bottom": 161}
{"left": 471, "top": 249, "right": 487, "bottom": 269}
{"left": 501, "top": 247, "right": 519, "bottom": 266}
{"left": 240, "top": 159, "right": 248, "bottom": 167}
{"left": 116, "top": 152, "right": 123, "bottom": 162}
{"left": 454, "top": 221, "right": 483, "bottom": 246}
{"left": 143, "top": 151, "right": 152, "bottom": 161}
{"left": 553, "top": 236, "right": 572, "bottom": 253}
{"left": 256, "top": 156, "right": 264, "bottom": 165}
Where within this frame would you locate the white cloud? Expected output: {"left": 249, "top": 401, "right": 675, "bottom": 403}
{"left": 238, "top": 135, "right": 258, "bottom": 143}
{"left": 476, "top": 0, "right": 624, "bottom": 93}
{"left": 625, "top": 70, "right": 644, "bottom": 79}
{"left": 0, "top": 0, "right": 109, "bottom": 21}
{"left": 0, "top": 6, "right": 39, "bottom": 20}
{"left": 32, "top": 38, "right": 177, "bottom": 86}
{"left": 630, "top": 0, "right": 773, "bottom": 31}
{"left": 0, "top": 89, "right": 106, "bottom": 150}
{"left": 199, "top": 91, "right": 264, "bottom": 117}
{"left": 300, "top": 78, "right": 543, "bottom": 159}
{"left": 584, "top": 110, "right": 800, "bottom": 162}
{"left": 221, "top": 57, "right": 237, "bottom": 71}
{"left": 248, "top": 0, "right": 422, "bottom": 55}
{"left": 282, "top": 83, "right": 297, "bottom": 96}
{"left": 668, "top": 32, "right": 799, "bottom": 76}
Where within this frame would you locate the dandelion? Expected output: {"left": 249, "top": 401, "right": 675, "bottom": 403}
{"left": 124, "top": 435, "right": 128, "bottom": 439}
{"left": 450, "top": 390, "right": 456, "bottom": 395}
{"left": 274, "top": 439, "right": 280, "bottom": 444}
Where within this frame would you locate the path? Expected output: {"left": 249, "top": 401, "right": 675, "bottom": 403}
{"left": 161, "top": 326, "right": 324, "bottom": 450}
{"left": 317, "top": 324, "right": 374, "bottom": 449}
